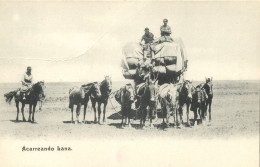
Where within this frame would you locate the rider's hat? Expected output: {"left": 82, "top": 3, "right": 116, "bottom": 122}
{"left": 206, "top": 78, "right": 211, "bottom": 83}
{"left": 163, "top": 19, "right": 168, "bottom": 22}
{"left": 27, "top": 66, "right": 32, "bottom": 69}
{"left": 144, "top": 27, "right": 149, "bottom": 31}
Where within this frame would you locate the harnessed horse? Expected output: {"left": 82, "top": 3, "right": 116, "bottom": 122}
{"left": 158, "top": 83, "right": 181, "bottom": 127}
{"left": 136, "top": 80, "right": 158, "bottom": 128}
{"left": 178, "top": 80, "right": 195, "bottom": 126}
{"left": 114, "top": 84, "right": 135, "bottom": 128}
{"left": 69, "top": 82, "right": 101, "bottom": 124}
{"left": 90, "top": 76, "right": 112, "bottom": 124}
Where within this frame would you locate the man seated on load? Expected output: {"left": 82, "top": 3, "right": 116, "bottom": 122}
{"left": 159, "top": 19, "right": 173, "bottom": 43}
{"left": 140, "top": 27, "right": 154, "bottom": 59}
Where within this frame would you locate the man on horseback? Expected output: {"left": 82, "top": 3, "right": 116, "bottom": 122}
{"left": 17, "top": 66, "right": 34, "bottom": 100}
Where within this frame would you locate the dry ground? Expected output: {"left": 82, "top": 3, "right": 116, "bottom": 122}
{"left": 0, "top": 80, "right": 259, "bottom": 140}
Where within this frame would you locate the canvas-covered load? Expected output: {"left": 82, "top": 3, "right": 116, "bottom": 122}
{"left": 152, "top": 39, "right": 186, "bottom": 75}
{"left": 121, "top": 38, "right": 187, "bottom": 81}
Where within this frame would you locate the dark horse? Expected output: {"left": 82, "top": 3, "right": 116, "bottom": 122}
{"left": 69, "top": 82, "right": 101, "bottom": 124}
{"left": 190, "top": 85, "right": 208, "bottom": 126}
{"left": 136, "top": 80, "right": 158, "bottom": 128}
{"left": 178, "top": 80, "right": 195, "bottom": 127}
{"left": 114, "top": 84, "right": 135, "bottom": 128}
{"left": 90, "top": 76, "right": 112, "bottom": 124}
{"left": 4, "top": 81, "right": 46, "bottom": 123}
{"left": 203, "top": 78, "right": 213, "bottom": 122}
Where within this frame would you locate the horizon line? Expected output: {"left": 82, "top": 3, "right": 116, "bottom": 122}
{"left": 0, "top": 79, "right": 259, "bottom": 84}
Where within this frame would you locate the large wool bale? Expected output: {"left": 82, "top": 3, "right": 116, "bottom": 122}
{"left": 153, "top": 66, "right": 166, "bottom": 74}
{"left": 126, "top": 57, "right": 139, "bottom": 70}
{"left": 123, "top": 70, "right": 137, "bottom": 80}
{"left": 153, "top": 42, "right": 184, "bottom": 74}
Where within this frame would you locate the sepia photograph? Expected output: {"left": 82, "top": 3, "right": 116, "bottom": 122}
{"left": 0, "top": 1, "right": 259, "bottom": 167}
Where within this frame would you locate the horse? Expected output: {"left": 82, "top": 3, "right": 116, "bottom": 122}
{"left": 203, "top": 78, "right": 213, "bottom": 122}
{"left": 178, "top": 80, "right": 195, "bottom": 127}
{"left": 4, "top": 81, "right": 46, "bottom": 123}
{"left": 136, "top": 80, "right": 158, "bottom": 128}
{"left": 114, "top": 84, "right": 135, "bottom": 128}
{"left": 190, "top": 85, "right": 208, "bottom": 126}
{"left": 90, "top": 76, "right": 112, "bottom": 124}
{"left": 69, "top": 82, "right": 101, "bottom": 124}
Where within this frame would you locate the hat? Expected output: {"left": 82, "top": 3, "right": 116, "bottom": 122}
{"left": 144, "top": 27, "right": 149, "bottom": 31}
{"left": 27, "top": 66, "right": 32, "bottom": 69}
{"left": 206, "top": 78, "right": 211, "bottom": 83}
{"left": 163, "top": 19, "right": 168, "bottom": 22}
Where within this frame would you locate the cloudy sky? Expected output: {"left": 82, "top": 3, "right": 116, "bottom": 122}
{"left": 0, "top": 2, "right": 259, "bottom": 83}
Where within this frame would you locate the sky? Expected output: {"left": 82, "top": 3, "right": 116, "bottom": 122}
{"left": 0, "top": 1, "right": 259, "bottom": 83}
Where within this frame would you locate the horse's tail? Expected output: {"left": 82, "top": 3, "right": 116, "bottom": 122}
{"left": 4, "top": 90, "right": 17, "bottom": 103}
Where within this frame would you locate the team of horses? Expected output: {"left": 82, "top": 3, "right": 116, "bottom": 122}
{"left": 4, "top": 76, "right": 213, "bottom": 129}
{"left": 116, "top": 78, "right": 213, "bottom": 128}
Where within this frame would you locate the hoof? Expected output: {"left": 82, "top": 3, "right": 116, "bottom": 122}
{"left": 74, "top": 121, "right": 79, "bottom": 124}
{"left": 128, "top": 124, "right": 132, "bottom": 128}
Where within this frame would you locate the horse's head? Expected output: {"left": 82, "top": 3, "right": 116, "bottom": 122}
{"left": 101, "top": 76, "right": 112, "bottom": 95}
{"left": 125, "top": 84, "right": 135, "bottom": 102}
{"left": 147, "top": 80, "right": 158, "bottom": 102}
{"left": 206, "top": 77, "right": 213, "bottom": 95}
{"left": 183, "top": 80, "right": 194, "bottom": 99}
{"left": 33, "top": 81, "right": 46, "bottom": 100}
{"left": 167, "top": 84, "right": 179, "bottom": 104}
{"left": 91, "top": 82, "right": 101, "bottom": 98}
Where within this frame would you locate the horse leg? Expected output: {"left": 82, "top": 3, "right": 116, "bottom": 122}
{"left": 20, "top": 102, "right": 26, "bottom": 121}
{"left": 128, "top": 105, "right": 131, "bottom": 128}
{"left": 32, "top": 104, "right": 36, "bottom": 123}
{"left": 143, "top": 107, "right": 147, "bottom": 127}
{"left": 194, "top": 108, "right": 198, "bottom": 126}
{"left": 205, "top": 101, "right": 208, "bottom": 118}
{"left": 165, "top": 105, "right": 170, "bottom": 127}
{"left": 186, "top": 103, "right": 191, "bottom": 127}
{"left": 97, "top": 103, "right": 101, "bottom": 124}
{"left": 178, "top": 105, "right": 183, "bottom": 125}
{"left": 83, "top": 104, "right": 87, "bottom": 123}
{"left": 149, "top": 104, "right": 154, "bottom": 128}
{"left": 75, "top": 103, "right": 81, "bottom": 124}
{"left": 209, "top": 101, "right": 212, "bottom": 122}
{"left": 71, "top": 105, "right": 74, "bottom": 123}
{"left": 28, "top": 104, "right": 32, "bottom": 122}
{"left": 103, "top": 101, "right": 107, "bottom": 123}
{"left": 16, "top": 101, "right": 19, "bottom": 121}
{"left": 92, "top": 101, "right": 97, "bottom": 123}
{"left": 199, "top": 106, "right": 204, "bottom": 126}
{"left": 121, "top": 105, "right": 124, "bottom": 127}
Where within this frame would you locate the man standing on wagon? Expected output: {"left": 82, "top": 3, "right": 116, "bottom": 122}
{"left": 140, "top": 27, "right": 155, "bottom": 59}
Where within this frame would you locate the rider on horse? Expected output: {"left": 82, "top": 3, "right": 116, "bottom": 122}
{"left": 17, "top": 66, "right": 34, "bottom": 100}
